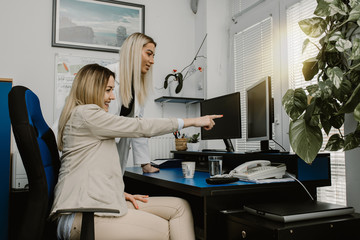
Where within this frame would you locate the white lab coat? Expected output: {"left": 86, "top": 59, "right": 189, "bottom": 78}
{"left": 106, "top": 63, "right": 150, "bottom": 173}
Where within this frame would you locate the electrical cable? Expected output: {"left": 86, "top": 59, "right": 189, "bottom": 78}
{"left": 285, "top": 172, "right": 314, "bottom": 201}
{"left": 272, "top": 139, "right": 288, "bottom": 152}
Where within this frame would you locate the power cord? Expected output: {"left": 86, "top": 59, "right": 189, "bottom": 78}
{"left": 272, "top": 139, "right": 288, "bottom": 152}
{"left": 285, "top": 172, "right": 314, "bottom": 201}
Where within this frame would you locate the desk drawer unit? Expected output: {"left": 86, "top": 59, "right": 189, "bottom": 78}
{"left": 225, "top": 211, "right": 360, "bottom": 240}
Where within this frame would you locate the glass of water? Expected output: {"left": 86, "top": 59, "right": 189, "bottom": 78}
{"left": 208, "top": 156, "right": 223, "bottom": 177}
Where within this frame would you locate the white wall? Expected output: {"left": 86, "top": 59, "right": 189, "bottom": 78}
{"left": 0, "top": 0, "right": 198, "bottom": 126}
{"left": 345, "top": 115, "right": 360, "bottom": 212}
{"left": 0, "top": 0, "right": 233, "bottom": 153}
{"left": 205, "top": 0, "right": 233, "bottom": 150}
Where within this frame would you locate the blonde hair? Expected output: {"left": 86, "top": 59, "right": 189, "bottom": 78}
{"left": 57, "top": 64, "right": 115, "bottom": 150}
{"left": 118, "top": 32, "right": 157, "bottom": 107}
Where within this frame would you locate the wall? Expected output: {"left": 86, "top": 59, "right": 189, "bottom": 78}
{"left": 202, "top": 0, "right": 233, "bottom": 150}
{"left": 0, "top": 0, "right": 197, "bottom": 126}
{"left": 1, "top": 0, "right": 233, "bottom": 157}
{"left": 345, "top": 115, "right": 360, "bottom": 212}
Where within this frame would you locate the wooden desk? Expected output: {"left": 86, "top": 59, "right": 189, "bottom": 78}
{"left": 124, "top": 167, "right": 318, "bottom": 240}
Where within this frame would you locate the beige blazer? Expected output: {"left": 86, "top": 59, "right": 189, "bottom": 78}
{"left": 50, "top": 104, "right": 178, "bottom": 218}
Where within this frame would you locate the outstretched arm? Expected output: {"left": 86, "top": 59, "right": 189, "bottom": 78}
{"left": 183, "top": 115, "right": 223, "bottom": 130}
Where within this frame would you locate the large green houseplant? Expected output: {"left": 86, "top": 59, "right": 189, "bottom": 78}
{"left": 282, "top": 0, "right": 360, "bottom": 164}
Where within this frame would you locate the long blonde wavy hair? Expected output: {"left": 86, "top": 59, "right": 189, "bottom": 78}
{"left": 57, "top": 64, "right": 115, "bottom": 150}
{"left": 118, "top": 32, "right": 157, "bottom": 107}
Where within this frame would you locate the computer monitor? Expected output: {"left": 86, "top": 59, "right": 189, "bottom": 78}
{"left": 200, "top": 92, "right": 241, "bottom": 152}
{"left": 246, "top": 76, "right": 274, "bottom": 152}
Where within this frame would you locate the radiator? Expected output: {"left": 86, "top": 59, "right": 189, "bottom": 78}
{"left": 148, "top": 134, "right": 175, "bottom": 160}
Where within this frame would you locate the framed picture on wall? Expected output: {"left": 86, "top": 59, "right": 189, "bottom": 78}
{"left": 52, "top": 0, "right": 145, "bottom": 53}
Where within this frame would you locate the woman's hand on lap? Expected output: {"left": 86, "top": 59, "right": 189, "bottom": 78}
{"left": 124, "top": 192, "right": 149, "bottom": 209}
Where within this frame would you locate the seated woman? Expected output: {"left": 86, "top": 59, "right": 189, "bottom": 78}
{"left": 50, "top": 63, "right": 221, "bottom": 240}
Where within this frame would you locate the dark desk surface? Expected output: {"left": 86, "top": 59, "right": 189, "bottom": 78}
{"left": 125, "top": 167, "right": 298, "bottom": 197}
{"left": 124, "top": 167, "right": 318, "bottom": 240}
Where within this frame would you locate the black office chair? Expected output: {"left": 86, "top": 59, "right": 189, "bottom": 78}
{"left": 8, "top": 86, "right": 118, "bottom": 240}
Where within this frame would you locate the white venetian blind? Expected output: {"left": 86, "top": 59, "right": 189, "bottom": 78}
{"left": 231, "top": 0, "right": 266, "bottom": 19}
{"left": 233, "top": 16, "right": 274, "bottom": 152}
{"left": 286, "top": 0, "right": 346, "bottom": 205}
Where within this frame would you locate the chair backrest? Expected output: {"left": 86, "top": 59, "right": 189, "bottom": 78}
{"left": 8, "top": 86, "right": 60, "bottom": 240}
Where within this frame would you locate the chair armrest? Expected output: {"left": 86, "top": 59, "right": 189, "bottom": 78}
{"left": 56, "top": 208, "right": 119, "bottom": 240}
{"left": 56, "top": 208, "right": 120, "bottom": 214}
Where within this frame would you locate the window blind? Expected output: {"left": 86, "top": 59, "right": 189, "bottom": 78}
{"left": 233, "top": 16, "right": 274, "bottom": 152}
{"left": 231, "top": 0, "right": 266, "bottom": 20}
{"left": 286, "top": 0, "right": 346, "bottom": 205}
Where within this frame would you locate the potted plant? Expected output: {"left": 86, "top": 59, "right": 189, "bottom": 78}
{"left": 282, "top": 0, "right": 360, "bottom": 164}
{"left": 187, "top": 133, "right": 200, "bottom": 151}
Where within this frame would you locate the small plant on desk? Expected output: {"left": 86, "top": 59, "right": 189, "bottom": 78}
{"left": 187, "top": 133, "right": 200, "bottom": 151}
{"left": 187, "top": 133, "right": 200, "bottom": 143}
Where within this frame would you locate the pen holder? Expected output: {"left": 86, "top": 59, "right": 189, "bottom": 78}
{"left": 175, "top": 138, "right": 188, "bottom": 151}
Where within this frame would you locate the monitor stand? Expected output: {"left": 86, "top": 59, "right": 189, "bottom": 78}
{"left": 259, "top": 140, "right": 279, "bottom": 153}
{"left": 201, "top": 139, "right": 234, "bottom": 152}
{"left": 245, "top": 140, "right": 280, "bottom": 153}
{"left": 223, "top": 139, "right": 234, "bottom": 152}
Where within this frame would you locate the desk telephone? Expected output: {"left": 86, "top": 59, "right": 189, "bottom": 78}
{"left": 229, "top": 160, "right": 287, "bottom": 181}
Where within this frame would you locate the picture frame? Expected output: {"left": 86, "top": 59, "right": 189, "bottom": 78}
{"left": 52, "top": 0, "right": 145, "bottom": 53}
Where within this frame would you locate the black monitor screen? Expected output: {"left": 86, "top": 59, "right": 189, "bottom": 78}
{"left": 246, "top": 76, "right": 272, "bottom": 141}
{"left": 200, "top": 92, "right": 241, "bottom": 141}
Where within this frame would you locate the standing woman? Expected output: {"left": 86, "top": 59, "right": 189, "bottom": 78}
{"left": 107, "top": 32, "right": 159, "bottom": 173}
{"left": 52, "top": 63, "right": 221, "bottom": 239}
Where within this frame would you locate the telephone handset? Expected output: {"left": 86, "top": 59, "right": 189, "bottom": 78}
{"left": 229, "top": 160, "right": 286, "bottom": 181}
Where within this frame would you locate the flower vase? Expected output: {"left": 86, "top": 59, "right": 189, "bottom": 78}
{"left": 169, "top": 80, "right": 184, "bottom": 97}
{"left": 187, "top": 142, "right": 200, "bottom": 152}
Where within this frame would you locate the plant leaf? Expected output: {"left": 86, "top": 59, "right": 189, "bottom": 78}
{"left": 302, "top": 38, "right": 311, "bottom": 54}
{"left": 329, "top": 2, "right": 348, "bottom": 16}
{"left": 282, "top": 88, "right": 307, "bottom": 120}
{"left": 344, "top": 132, "right": 360, "bottom": 150}
{"left": 333, "top": 79, "right": 352, "bottom": 102}
{"left": 289, "top": 119, "right": 323, "bottom": 164}
{"left": 350, "top": 0, "right": 360, "bottom": 9}
{"left": 325, "top": 134, "right": 344, "bottom": 151}
{"left": 320, "top": 114, "right": 332, "bottom": 134}
{"left": 302, "top": 58, "right": 319, "bottom": 80}
{"left": 329, "top": 31, "right": 342, "bottom": 42}
{"left": 318, "top": 80, "right": 333, "bottom": 99}
{"left": 335, "top": 38, "right": 352, "bottom": 52}
{"left": 326, "top": 67, "right": 343, "bottom": 88}
{"left": 348, "top": 4, "right": 360, "bottom": 22}
{"left": 354, "top": 103, "right": 360, "bottom": 121}
{"left": 304, "top": 99, "right": 316, "bottom": 122}
{"left": 338, "top": 83, "right": 360, "bottom": 114}
{"left": 314, "top": 0, "right": 332, "bottom": 17}
{"left": 306, "top": 84, "right": 319, "bottom": 96}
{"left": 299, "top": 17, "right": 327, "bottom": 38}
{"left": 329, "top": 113, "right": 344, "bottom": 129}
{"left": 350, "top": 38, "right": 360, "bottom": 60}
{"left": 325, "top": 43, "right": 337, "bottom": 52}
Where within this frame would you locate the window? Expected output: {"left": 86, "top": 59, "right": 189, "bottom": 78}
{"left": 286, "top": 0, "right": 346, "bottom": 205}
{"left": 231, "top": 0, "right": 346, "bottom": 205}
{"left": 233, "top": 17, "right": 274, "bottom": 152}
{"left": 231, "top": 0, "right": 266, "bottom": 18}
